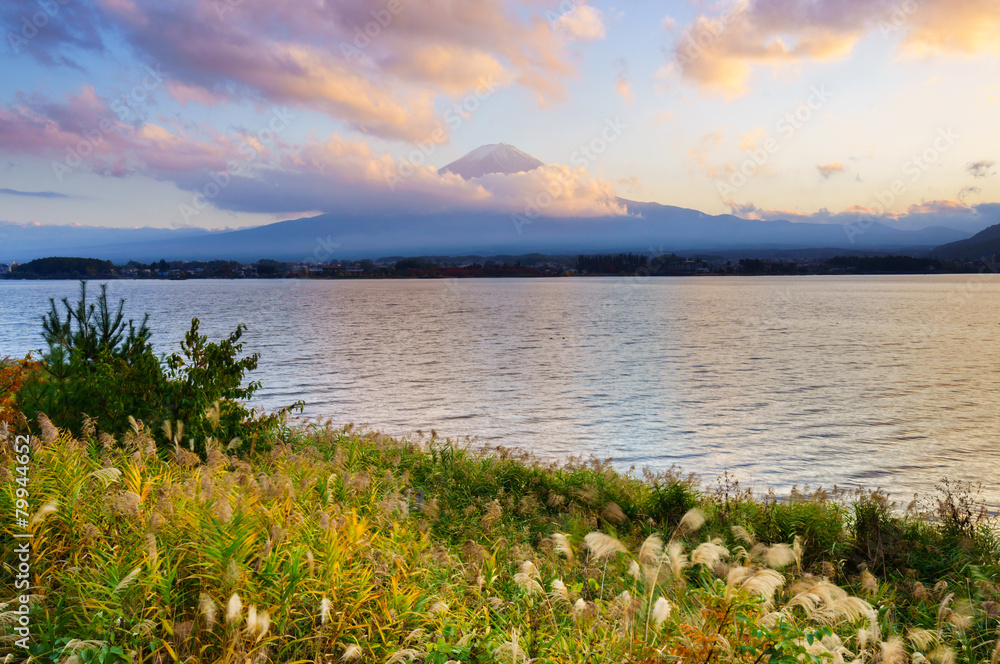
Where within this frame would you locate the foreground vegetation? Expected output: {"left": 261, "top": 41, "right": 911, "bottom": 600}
{"left": 1, "top": 282, "right": 999, "bottom": 663}
{"left": 1, "top": 418, "right": 998, "bottom": 663}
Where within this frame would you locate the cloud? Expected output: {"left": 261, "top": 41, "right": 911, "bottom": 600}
{"left": 816, "top": 161, "right": 846, "bottom": 179}
{"left": 725, "top": 198, "right": 998, "bottom": 233}
{"left": 0, "top": 86, "right": 248, "bottom": 177}
{"left": 0, "top": 188, "right": 72, "bottom": 199}
{"left": 668, "top": 0, "right": 1000, "bottom": 96}
{"left": 966, "top": 160, "right": 996, "bottom": 178}
{"left": 612, "top": 58, "right": 633, "bottom": 106}
{"left": 10, "top": 0, "right": 579, "bottom": 141}
{"left": 1, "top": 0, "right": 108, "bottom": 67}
{"left": 899, "top": 0, "right": 1000, "bottom": 57}
{"left": 685, "top": 130, "right": 725, "bottom": 172}
{"left": 738, "top": 127, "right": 765, "bottom": 151}
{"left": 554, "top": 3, "right": 606, "bottom": 41}
{"left": 958, "top": 185, "right": 981, "bottom": 201}
{"left": 234, "top": 133, "right": 629, "bottom": 217}
{"left": 0, "top": 85, "right": 627, "bottom": 219}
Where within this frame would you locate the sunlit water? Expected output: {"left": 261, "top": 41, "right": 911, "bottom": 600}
{"left": 2, "top": 275, "right": 998, "bottom": 507}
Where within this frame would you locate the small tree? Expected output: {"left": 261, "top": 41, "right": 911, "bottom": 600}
{"left": 162, "top": 318, "right": 291, "bottom": 455}
{"left": 19, "top": 281, "right": 295, "bottom": 454}
{"left": 22, "top": 281, "right": 164, "bottom": 435}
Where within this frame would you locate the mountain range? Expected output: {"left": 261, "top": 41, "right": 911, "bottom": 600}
{"left": 0, "top": 143, "right": 987, "bottom": 263}
{"left": 928, "top": 223, "right": 1000, "bottom": 261}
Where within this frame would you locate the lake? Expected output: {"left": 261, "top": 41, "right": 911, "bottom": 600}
{"left": 2, "top": 275, "right": 998, "bottom": 507}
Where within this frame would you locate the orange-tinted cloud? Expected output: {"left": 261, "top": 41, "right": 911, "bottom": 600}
{"left": 554, "top": 3, "right": 606, "bottom": 42}
{"left": 669, "top": 0, "right": 1000, "bottom": 96}
{"left": 81, "top": 0, "right": 579, "bottom": 140}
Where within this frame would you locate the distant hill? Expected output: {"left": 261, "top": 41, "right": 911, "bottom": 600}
{"left": 7, "top": 256, "right": 115, "bottom": 279}
{"left": 928, "top": 223, "right": 1000, "bottom": 260}
{"left": 1, "top": 200, "right": 971, "bottom": 263}
{"left": 0, "top": 221, "right": 212, "bottom": 263}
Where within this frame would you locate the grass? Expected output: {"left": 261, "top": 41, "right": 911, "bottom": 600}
{"left": 1, "top": 417, "right": 999, "bottom": 663}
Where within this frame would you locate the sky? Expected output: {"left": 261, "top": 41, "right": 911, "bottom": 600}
{"left": 0, "top": 0, "right": 998, "bottom": 235}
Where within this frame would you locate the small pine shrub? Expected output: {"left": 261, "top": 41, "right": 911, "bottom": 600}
{"left": 17, "top": 281, "right": 296, "bottom": 453}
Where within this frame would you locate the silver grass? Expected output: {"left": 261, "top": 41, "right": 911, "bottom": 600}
{"left": 740, "top": 568, "right": 785, "bottom": 601}
{"left": 340, "top": 645, "right": 362, "bottom": 662}
{"left": 551, "top": 532, "right": 575, "bottom": 561}
{"left": 584, "top": 532, "right": 627, "bottom": 560}
{"left": 29, "top": 500, "right": 58, "bottom": 528}
{"left": 38, "top": 413, "right": 58, "bottom": 443}
{"left": 678, "top": 508, "right": 706, "bottom": 533}
{"left": 550, "top": 579, "right": 571, "bottom": 605}
{"left": 226, "top": 593, "right": 242, "bottom": 624}
{"left": 763, "top": 543, "right": 796, "bottom": 569}
{"left": 199, "top": 593, "right": 217, "bottom": 628}
{"left": 112, "top": 567, "right": 142, "bottom": 594}
{"left": 692, "top": 541, "right": 730, "bottom": 568}
{"left": 386, "top": 648, "right": 420, "bottom": 664}
{"left": 907, "top": 628, "right": 938, "bottom": 651}
{"left": 652, "top": 597, "right": 671, "bottom": 626}
{"left": 666, "top": 540, "right": 688, "bottom": 579}
{"left": 638, "top": 533, "right": 664, "bottom": 567}
{"left": 88, "top": 467, "right": 122, "bottom": 488}
{"left": 880, "top": 637, "right": 906, "bottom": 664}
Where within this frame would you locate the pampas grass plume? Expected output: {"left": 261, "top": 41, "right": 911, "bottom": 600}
{"left": 652, "top": 597, "right": 671, "bottom": 626}
{"left": 552, "top": 532, "right": 575, "bottom": 561}
{"left": 584, "top": 532, "right": 627, "bottom": 560}
{"left": 678, "top": 508, "right": 705, "bottom": 533}
{"left": 638, "top": 533, "right": 663, "bottom": 567}
{"left": 226, "top": 593, "right": 242, "bottom": 624}
{"left": 199, "top": 593, "right": 217, "bottom": 628}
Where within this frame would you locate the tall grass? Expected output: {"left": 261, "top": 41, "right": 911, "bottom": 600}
{"left": 1, "top": 419, "right": 998, "bottom": 663}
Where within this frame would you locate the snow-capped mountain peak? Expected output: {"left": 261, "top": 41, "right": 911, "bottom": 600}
{"left": 439, "top": 143, "right": 544, "bottom": 179}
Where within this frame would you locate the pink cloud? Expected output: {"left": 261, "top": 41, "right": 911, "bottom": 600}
{"left": 669, "top": 0, "right": 1000, "bottom": 96}
{"left": 86, "top": 0, "right": 577, "bottom": 140}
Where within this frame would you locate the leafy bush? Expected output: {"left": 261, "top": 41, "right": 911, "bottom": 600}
{"left": 162, "top": 318, "right": 296, "bottom": 455}
{"left": 18, "top": 281, "right": 292, "bottom": 453}
{"left": 19, "top": 281, "right": 164, "bottom": 436}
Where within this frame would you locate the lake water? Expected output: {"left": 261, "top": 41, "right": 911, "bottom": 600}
{"left": 2, "top": 275, "right": 998, "bottom": 507}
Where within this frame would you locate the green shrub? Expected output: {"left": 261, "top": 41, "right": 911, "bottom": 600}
{"left": 20, "top": 281, "right": 165, "bottom": 435}
{"left": 19, "top": 281, "right": 294, "bottom": 453}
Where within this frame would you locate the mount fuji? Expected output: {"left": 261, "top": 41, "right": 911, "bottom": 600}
{"left": 439, "top": 142, "right": 544, "bottom": 179}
